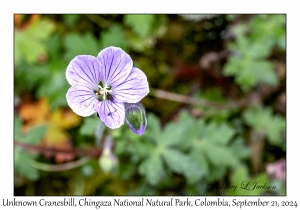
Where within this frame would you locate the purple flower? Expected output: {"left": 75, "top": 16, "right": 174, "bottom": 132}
{"left": 66, "top": 46, "right": 149, "bottom": 129}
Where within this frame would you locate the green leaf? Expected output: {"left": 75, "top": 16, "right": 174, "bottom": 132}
{"left": 127, "top": 182, "right": 155, "bottom": 196}
{"left": 186, "top": 119, "right": 247, "bottom": 181}
{"left": 230, "top": 137, "right": 251, "bottom": 159}
{"left": 118, "top": 130, "right": 156, "bottom": 162}
{"left": 15, "top": 148, "right": 39, "bottom": 181}
{"left": 15, "top": 30, "right": 45, "bottom": 64}
{"left": 228, "top": 165, "right": 249, "bottom": 195}
{"left": 202, "top": 141, "right": 238, "bottom": 167}
{"left": 15, "top": 18, "right": 55, "bottom": 64}
{"left": 203, "top": 123, "right": 234, "bottom": 145}
{"left": 252, "top": 61, "right": 278, "bottom": 86}
{"left": 146, "top": 111, "right": 196, "bottom": 149}
{"left": 248, "top": 43, "right": 270, "bottom": 59}
{"left": 37, "top": 70, "right": 70, "bottom": 109}
{"left": 14, "top": 63, "right": 49, "bottom": 95}
{"left": 249, "top": 15, "right": 286, "bottom": 51}
{"left": 14, "top": 115, "right": 23, "bottom": 141}
{"left": 277, "top": 32, "right": 286, "bottom": 51}
{"left": 159, "top": 120, "right": 191, "bottom": 148}
{"left": 124, "top": 15, "right": 155, "bottom": 38}
{"left": 242, "top": 38, "right": 271, "bottom": 59}
{"left": 122, "top": 111, "right": 247, "bottom": 186}
{"left": 162, "top": 148, "right": 203, "bottom": 184}
{"left": 267, "top": 116, "right": 286, "bottom": 145}
{"left": 190, "top": 144, "right": 209, "bottom": 175}
{"left": 79, "top": 117, "right": 102, "bottom": 136}
{"left": 124, "top": 15, "right": 167, "bottom": 52}
{"left": 62, "top": 14, "right": 80, "bottom": 26}
{"left": 226, "top": 15, "right": 237, "bottom": 21}
{"left": 177, "top": 112, "right": 203, "bottom": 150}
{"left": 128, "top": 140, "right": 155, "bottom": 162}
{"left": 196, "top": 87, "right": 227, "bottom": 102}
{"left": 127, "top": 112, "right": 205, "bottom": 185}
{"left": 27, "top": 19, "right": 55, "bottom": 40}
{"left": 228, "top": 165, "right": 271, "bottom": 195}
{"left": 180, "top": 14, "right": 217, "bottom": 22}
{"left": 230, "top": 23, "right": 248, "bottom": 37}
{"left": 46, "top": 34, "right": 62, "bottom": 61}
{"left": 24, "top": 125, "right": 47, "bottom": 144}
{"left": 144, "top": 113, "right": 162, "bottom": 143}
{"left": 207, "top": 164, "right": 227, "bottom": 181}
{"left": 99, "top": 24, "right": 129, "bottom": 50}
{"left": 64, "top": 32, "right": 99, "bottom": 61}
{"left": 223, "top": 56, "right": 242, "bottom": 76}
{"left": 243, "top": 106, "right": 285, "bottom": 148}
{"left": 224, "top": 15, "right": 283, "bottom": 91}
{"left": 138, "top": 154, "right": 165, "bottom": 185}
{"left": 224, "top": 54, "right": 278, "bottom": 91}
{"left": 15, "top": 121, "right": 46, "bottom": 147}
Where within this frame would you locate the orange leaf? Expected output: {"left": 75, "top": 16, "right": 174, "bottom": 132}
{"left": 50, "top": 108, "right": 81, "bottom": 129}
{"left": 42, "top": 126, "right": 69, "bottom": 146}
{"left": 17, "top": 14, "right": 41, "bottom": 30}
{"left": 41, "top": 126, "right": 75, "bottom": 163}
{"left": 14, "top": 15, "right": 23, "bottom": 28}
{"left": 18, "top": 98, "right": 50, "bottom": 132}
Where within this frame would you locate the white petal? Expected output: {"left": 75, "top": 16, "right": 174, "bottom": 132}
{"left": 66, "top": 55, "right": 102, "bottom": 88}
{"left": 66, "top": 84, "right": 97, "bottom": 117}
{"left": 94, "top": 100, "right": 125, "bottom": 129}
{"left": 97, "top": 47, "right": 133, "bottom": 87}
{"left": 112, "top": 67, "right": 149, "bottom": 103}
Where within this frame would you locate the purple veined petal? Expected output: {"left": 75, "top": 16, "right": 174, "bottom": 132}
{"left": 94, "top": 100, "right": 125, "bottom": 129}
{"left": 66, "top": 55, "right": 103, "bottom": 88}
{"left": 97, "top": 47, "right": 133, "bottom": 87}
{"left": 112, "top": 67, "right": 149, "bottom": 103}
{"left": 66, "top": 84, "right": 98, "bottom": 117}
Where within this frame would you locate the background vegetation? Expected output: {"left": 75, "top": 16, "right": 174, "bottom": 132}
{"left": 14, "top": 14, "right": 286, "bottom": 196}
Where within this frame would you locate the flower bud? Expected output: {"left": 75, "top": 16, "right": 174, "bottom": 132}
{"left": 99, "top": 149, "right": 118, "bottom": 173}
{"left": 98, "top": 135, "right": 118, "bottom": 173}
{"left": 125, "top": 103, "right": 147, "bottom": 135}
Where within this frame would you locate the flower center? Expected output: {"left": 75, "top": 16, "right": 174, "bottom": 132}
{"left": 96, "top": 83, "right": 112, "bottom": 100}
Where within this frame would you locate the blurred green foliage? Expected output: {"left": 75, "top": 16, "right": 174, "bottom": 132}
{"left": 224, "top": 14, "right": 285, "bottom": 91}
{"left": 14, "top": 115, "right": 47, "bottom": 181}
{"left": 14, "top": 14, "right": 285, "bottom": 196}
{"left": 228, "top": 165, "right": 269, "bottom": 196}
{"left": 79, "top": 117, "right": 101, "bottom": 136}
{"left": 15, "top": 18, "right": 55, "bottom": 64}
{"left": 243, "top": 106, "right": 286, "bottom": 150}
